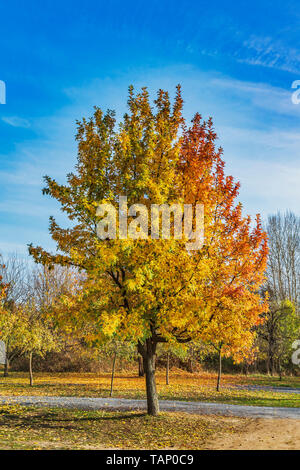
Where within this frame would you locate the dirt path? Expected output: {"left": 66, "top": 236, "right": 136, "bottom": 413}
{"left": 206, "top": 418, "right": 300, "bottom": 450}
{"left": 0, "top": 395, "right": 300, "bottom": 418}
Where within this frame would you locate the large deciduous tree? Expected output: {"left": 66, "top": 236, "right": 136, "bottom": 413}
{"left": 29, "top": 86, "right": 268, "bottom": 415}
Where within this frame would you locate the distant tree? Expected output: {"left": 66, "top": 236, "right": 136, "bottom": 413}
{"left": 204, "top": 299, "right": 263, "bottom": 391}
{"left": 156, "top": 342, "right": 188, "bottom": 385}
{"left": 0, "top": 263, "right": 72, "bottom": 383}
{"left": 0, "top": 296, "right": 60, "bottom": 386}
{"left": 95, "top": 339, "right": 136, "bottom": 396}
{"left": 0, "top": 254, "right": 28, "bottom": 375}
{"left": 257, "top": 299, "right": 300, "bottom": 377}
{"left": 267, "top": 212, "right": 300, "bottom": 306}
{"left": 17, "top": 299, "right": 59, "bottom": 386}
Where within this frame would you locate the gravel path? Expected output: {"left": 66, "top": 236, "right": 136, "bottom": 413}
{"left": 0, "top": 395, "right": 299, "bottom": 419}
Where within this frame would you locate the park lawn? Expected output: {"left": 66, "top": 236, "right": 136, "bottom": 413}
{"left": 248, "top": 375, "right": 300, "bottom": 389}
{"left": 0, "top": 370, "right": 299, "bottom": 408}
{"left": 0, "top": 404, "right": 243, "bottom": 450}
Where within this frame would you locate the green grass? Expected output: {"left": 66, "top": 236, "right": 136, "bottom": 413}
{"left": 0, "top": 404, "right": 241, "bottom": 450}
{"left": 249, "top": 374, "right": 300, "bottom": 389}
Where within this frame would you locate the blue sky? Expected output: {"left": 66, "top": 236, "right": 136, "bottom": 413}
{"left": 1, "top": 0, "right": 300, "bottom": 256}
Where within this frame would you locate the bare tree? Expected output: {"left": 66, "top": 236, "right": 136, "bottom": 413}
{"left": 262, "top": 212, "right": 300, "bottom": 376}
{"left": 28, "top": 265, "right": 77, "bottom": 309}
{"left": 267, "top": 211, "right": 300, "bottom": 307}
{"left": 0, "top": 253, "right": 29, "bottom": 304}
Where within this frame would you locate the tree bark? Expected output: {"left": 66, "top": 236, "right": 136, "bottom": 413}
{"left": 278, "top": 358, "right": 282, "bottom": 381}
{"left": 216, "top": 348, "right": 222, "bottom": 392}
{"left": 166, "top": 352, "right": 170, "bottom": 385}
{"left": 110, "top": 351, "right": 117, "bottom": 397}
{"left": 139, "top": 339, "right": 159, "bottom": 416}
{"left": 3, "top": 356, "right": 9, "bottom": 377}
{"left": 138, "top": 355, "right": 144, "bottom": 377}
{"left": 29, "top": 352, "right": 33, "bottom": 386}
{"left": 270, "top": 356, "right": 274, "bottom": 376}
{"left": 153, "top": 353, "right": 157, "bottom": 370}
{"left": 187, "top": 358, "right": 193, "bottom": 373}
{"left": 268, "top": 342, "right": 275, "bottom": 376}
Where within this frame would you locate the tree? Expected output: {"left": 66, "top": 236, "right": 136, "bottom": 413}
{"left": 0, "top": 254, "right": 28, "bottom": 376}
{"left": 17, "top": 299, "right": 59, "bottom": 386}
{"left": 0, "top": 295, "right": 59, "bottom": 386}
{"left": 200, "top": 288, "right": 268, "bottom": 390}
{"left": 156, "top": 342, "right": 188, "bottom": 384}
{"left": 0, "top": 253, "right": 28, "bottom": 304}
{"left": 0, "top": 300, "right": 24, "bottom": 375}
{"left": 257, "top": 299, "right": 300, "bottom": 377}
{"left": 0, "top": 263, "right": 69, "bottom": 383}
{"left": 29, "top": 86, "right": 268, "bottom": 415}
{"left": 93, "top": 338, "right": 136, "bottom": 396}
{"left": 267, "top": 212, "right": 300, "bottom": 306}
{"left": 29, "top": 265, "right": 77, "bottom": 309}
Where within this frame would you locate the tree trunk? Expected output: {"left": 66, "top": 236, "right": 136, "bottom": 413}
{"left": 29, "top": 352, "right": 33, "bottom": 386}
{"left": 138, "top": 355, "right": 144, "bottom": 377}
{"left": 187, "top": 358, "right": 193, "bottom": 373}
{"left": 166, "top": 352, "right": 170, "bottom": 385}
{"left": 270, "top": 356, "right": 274, "bottom": 376}
{"left": 3, "top": 356, "right": 9, "bottom": 377}
{"left": 268, "top": 344, "right": 275, "bottom": 376}
{"left": 278, "top": 358, "right": 282, "bottom": 381}
{"left": 139, "top": 339, "right": 159, "bottom": 416}
{"left": 110, "top": 351, "right": 117, "bottom": 397}
{"left": 216, "top": 348, "right": 222, "bottom": 392}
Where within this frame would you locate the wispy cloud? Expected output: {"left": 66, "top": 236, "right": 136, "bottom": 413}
{"left": 2, "top": 116, "right": 31, "bottom": 128}
{"left": 211, "top": 77, "right": 298, "bottom": 117}
{"left": 240, "top": 35, "right": 300, "bottom": 74}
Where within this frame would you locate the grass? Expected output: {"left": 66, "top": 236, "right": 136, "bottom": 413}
{"left": 0, "top": 403, "right": 243, "bottom": 450}
{"left": 0, "top": 370, "right": 299, "bottom": 408}
{"left": 249, "top": 375, "right": 300, "bottom": 389}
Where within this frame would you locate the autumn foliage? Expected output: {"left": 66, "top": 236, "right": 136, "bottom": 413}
{"left": 29, "top": 86, "right": 268, "bottom": 415}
